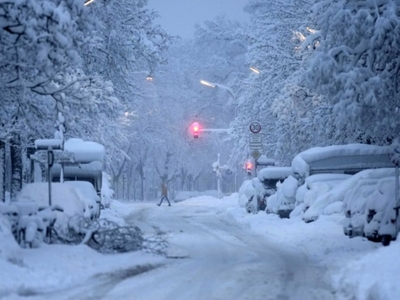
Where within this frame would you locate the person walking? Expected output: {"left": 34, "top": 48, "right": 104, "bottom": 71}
{"left": 157, "top": 183, "right": 171, "bottom": 206}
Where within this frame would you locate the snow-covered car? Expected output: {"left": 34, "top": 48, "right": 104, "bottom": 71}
{"left": 292, "top": 173, "right": 351, "bottom": 222}
{"left": 363, "top": 174, "right": 399, "bottom": 244}
{"left": 274, "top": 175, "right": 299, "bottom": 218}
{"left": 342, "top": 168, "right": 395, "bottom": 239}
{"left": 64, "top": 181, "right": 101, "bottom": 219}
{"left": 246, "top": 167, "right": 293, "bottom": 214}
{"left": 16, "top": 182, "right": 90, "bottom": 227}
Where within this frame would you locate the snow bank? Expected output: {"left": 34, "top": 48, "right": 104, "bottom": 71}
{"left": 174, "top": 191, "right": 201, "bottom": 202}
{"left": 333, "top": 240, "right": 400, "bottom": 299}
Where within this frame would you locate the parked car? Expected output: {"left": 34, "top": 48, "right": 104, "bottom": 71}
{"left": 64, "top": 181, "right": 101, "bottom": 219}
{"left": 246, "top": 167, "right": 293, "bottom": 214}
{"left": 342, "top": 169, "right": 395, "bottom": 239}
{"left": 363, "top": 175, "right": 399, "bottom": 244}
{"left": 16, "top": 182, "right": 90, "bottom": 227}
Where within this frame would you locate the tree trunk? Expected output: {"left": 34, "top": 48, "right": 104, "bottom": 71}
{"left": 0, "top": 141, "right": 5, "bottom": 202}
{"left": 137, "top": 161, "right": 145, "bottom": 201}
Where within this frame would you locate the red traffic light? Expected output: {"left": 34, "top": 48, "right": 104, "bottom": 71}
{"left": 246, "top": 161, "right": 253, "bottom": 170}
{"left": 192, "top": 122, "right": 200, "bottom": 139}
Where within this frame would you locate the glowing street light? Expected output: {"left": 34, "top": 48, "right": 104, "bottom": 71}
{"left": 249, "top": 66, "right": 261, "bottom": 74}
{"left": 200, "top": 80, "right": 237, "bottom": 104}
{"left": 84, "top": 0, "right": 95, "bottom": 5}
{"left": 200, "top": 80, "right": 216, "bottom": 88}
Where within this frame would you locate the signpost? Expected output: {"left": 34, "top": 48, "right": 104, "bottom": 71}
{"left": 249, "top": 121, "right": 262, "bottom": 176}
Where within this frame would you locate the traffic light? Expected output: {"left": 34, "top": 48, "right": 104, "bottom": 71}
{"left": 192, "top": 122, "right": 200, "bottom": 139}
{"left": 246, "top": 161, "right": 253, "bottom": 176}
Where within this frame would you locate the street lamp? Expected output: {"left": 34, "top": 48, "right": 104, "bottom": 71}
{"left": 84, "top": 0, "right": 95, "bottom": 5}
{"left": 200, "top": 80, "right": 237, "bottom": 106}
{"left": 200, "top": 79, "right": 239, "bottom": 192}
{"left": 249, "top": 66, "right": 261, "bottom": 74}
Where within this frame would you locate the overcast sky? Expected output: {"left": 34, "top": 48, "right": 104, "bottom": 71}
{"left": 147, "top": 0, "right": 250, "bottom": 39}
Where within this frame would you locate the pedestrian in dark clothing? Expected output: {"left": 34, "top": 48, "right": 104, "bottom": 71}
{"left": 157, "top": 183, "right": 171, "bottom": 206}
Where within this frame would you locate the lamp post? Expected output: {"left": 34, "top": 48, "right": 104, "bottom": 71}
{"left": 200, "top": 80, "right": 238, "bottom": 119}
{"left": 200, "top": 80, "right": 237, "bottom": 106}
{"left": 200, "top": 79, "right": 239, "bottom": 192}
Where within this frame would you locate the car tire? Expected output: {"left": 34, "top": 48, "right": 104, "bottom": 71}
{"left": 382, "top": 234, "right": 392, "bottom": 246}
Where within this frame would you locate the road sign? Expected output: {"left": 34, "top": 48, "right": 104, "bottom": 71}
{"left": 224, "top": 168, "right": 233, "bottom": 176}
{"left": 250, "top": 134, "right": 262, "bottom": 143}
{"left": 249, "top": 121, "right": 262, "bottom": 134}
{"left": 251, "top": 149, "right": 262, "bottom": 160}
{"left": 249, "top": 133, "right": 262, "bottom": 150}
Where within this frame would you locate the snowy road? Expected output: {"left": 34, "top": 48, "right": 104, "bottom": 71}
{"left": 106, "top": 200, "right": 336, "bottom": 300}
{"left": 3, "top": 196, "right": 398, "bottom": 300}
{"left": 11, "top": 198, "right": 339, "bottom": 300}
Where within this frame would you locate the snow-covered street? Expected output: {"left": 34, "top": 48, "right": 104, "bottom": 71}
{"left": 2, "top": 194, "right": 399, "bottom": 300}
{"left": 118, "top": 198, "right": 336, "bottom": 300}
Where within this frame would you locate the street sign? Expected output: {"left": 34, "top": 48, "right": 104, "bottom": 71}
{"left": 224, "top": 168, "right": 233, "bottom": 176}
{"left": 249, "top": 133, "right": 262, "bottom": 150}
{"left": 251, "top": 149, "right": 262, "bottom": 160}
{"left": 250, "top": 134, "right": 262, "bottom": 143}
{"left": 249, "top": 121, "right": 262, "bottom": 134}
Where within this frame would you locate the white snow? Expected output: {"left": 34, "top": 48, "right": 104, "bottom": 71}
{"left": 63, "top": 138, "right": 105, "bottom": 163}
{"left": 291, "top": 144, "right": 393, "bottom": 178}
{"left": 1, "top": 195, "right": 399, "bottom": 299}
{"left": 15, "top": 182, "right": 90, "bottom": 225}
{"left": 257, "top": 166, "right": 293, "bottom": 181}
